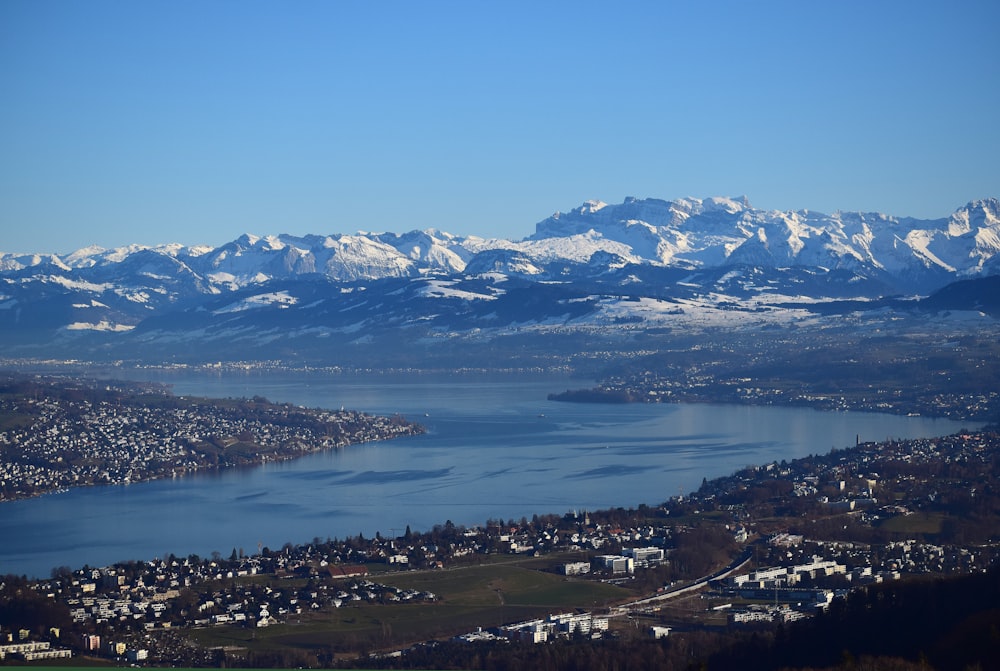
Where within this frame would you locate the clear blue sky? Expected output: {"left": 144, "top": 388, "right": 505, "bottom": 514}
{"left": 2, "top": 0, "right": 998, "bottom": 254}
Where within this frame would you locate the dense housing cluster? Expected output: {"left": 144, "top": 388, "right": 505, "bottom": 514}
{"left": 0, "top": 375, "right": 424, "bottom": 500}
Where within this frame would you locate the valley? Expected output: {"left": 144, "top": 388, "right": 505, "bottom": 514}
{"left": 1, "top": 195, "right": 998, "bottom": 668}
{"left": 3, "top": 418, "right": 998, "bottom": 668}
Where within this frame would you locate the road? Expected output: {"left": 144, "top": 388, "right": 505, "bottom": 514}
{"left": 617, "top": 544, "right": 755, "bottom": 613}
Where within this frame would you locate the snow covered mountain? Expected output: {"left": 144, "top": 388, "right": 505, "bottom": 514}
{"left": 5, "top": 196, "right": 998, "bottom": 289}
{"left": 1, "top": 196, "right": 997, "bottom": 362}
{"left": 530, "top": 196, "right": 1000, "bottom": 281}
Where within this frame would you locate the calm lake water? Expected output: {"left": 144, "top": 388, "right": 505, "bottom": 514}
{"left": 0, "top": 371, "right": 976, "bottom": 578}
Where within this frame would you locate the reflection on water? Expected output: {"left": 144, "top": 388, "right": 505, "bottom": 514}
{"left": 0, "top": 371, "right": 976, "bottom": 578}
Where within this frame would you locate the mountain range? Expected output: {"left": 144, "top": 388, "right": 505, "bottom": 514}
{"left": 2, "top": 196, "right": 998, "bottom": 364}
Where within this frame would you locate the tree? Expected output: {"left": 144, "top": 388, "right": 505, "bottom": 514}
{"left": 50, "top": 566, "right": 72, "bottom": 580}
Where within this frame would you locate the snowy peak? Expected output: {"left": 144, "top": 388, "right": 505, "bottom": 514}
{"left": 525, "top": 196, "right": 1000, "bottom": 287}
{"left": 464, "top": 248, "right": 544, "bottom": 276}
{"left": 0, "top": 253, "right": 71, "bottom": 272}
{"left": 374, "top": 229, "right": 473, "bottom": 274}
{"left": 2, "top": 195, "right": 999, "bottom": 360}
{"left": 700, "top": 195, "right": 752, "bottom": 214}
{"left": 316, "top": 234, "right": 417, "bottom": 281}
{"left": 2, "top": 196, "right": 998, "bottom": 299}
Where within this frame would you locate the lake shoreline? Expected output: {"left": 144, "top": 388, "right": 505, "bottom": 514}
{"left": 0, "top": 371, "right": 975, "bottom": 579}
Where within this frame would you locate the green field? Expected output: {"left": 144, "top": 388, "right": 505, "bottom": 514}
{"left": 187, "top": 562, "right": 632, "bottom": 656}
{"left": 877, "top": 511, "right": 946, "bottom": 536}
{"left": 383, "top": 562, "right": 628, "bottom": 609}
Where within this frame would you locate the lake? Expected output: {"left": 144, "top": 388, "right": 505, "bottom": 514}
{"left": 0, "top": 370, "right": 975, "bottom": 578}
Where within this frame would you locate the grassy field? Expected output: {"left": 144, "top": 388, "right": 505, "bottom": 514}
{"left": 383, "top": 561, "right": 628, "bottom": 609}
{"left": 186, "top": 561, "right": 633, "bottom": 656}
{"left": 877, "top": 511, "right": 946, "bottom": 536}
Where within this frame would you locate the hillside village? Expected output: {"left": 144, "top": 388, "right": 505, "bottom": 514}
{"left": 2, "top": 424, "right": 997, "bottom": 665}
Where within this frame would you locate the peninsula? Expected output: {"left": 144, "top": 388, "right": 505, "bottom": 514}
{"left": 0, "top": 373, "right": 425, "bottom": 501}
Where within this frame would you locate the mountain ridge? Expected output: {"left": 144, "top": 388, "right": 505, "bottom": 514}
{"left": 1, "top": 196, "right": 997, "bottom": 364}
{"left": 4, "top": 197, "right": 998, "bottom": 287}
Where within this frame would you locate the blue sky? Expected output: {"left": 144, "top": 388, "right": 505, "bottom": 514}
{"left": 2, "top": 0, "right": 998, "bottom": 254}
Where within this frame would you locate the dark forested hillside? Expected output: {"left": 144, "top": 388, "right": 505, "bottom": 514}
{"left": 706, "top": 566, "right": 1000, "bottom": 671}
